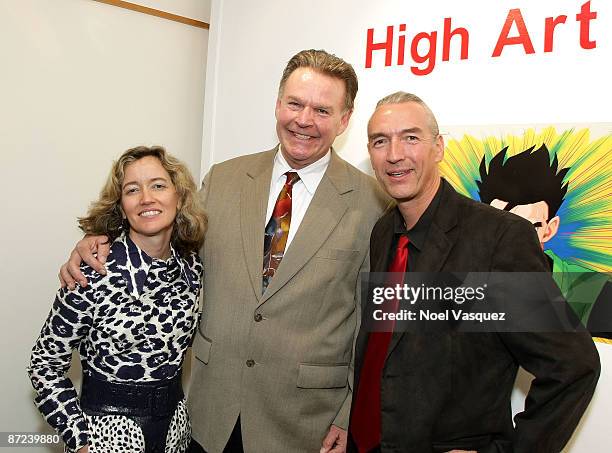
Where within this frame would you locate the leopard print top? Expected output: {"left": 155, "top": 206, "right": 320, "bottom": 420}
{"left": 28, "top": 233, "right": 203, "bottom": 451}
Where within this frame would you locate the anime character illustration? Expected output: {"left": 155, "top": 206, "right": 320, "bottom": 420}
{"left": 440, "top": 127, "right": 612, "bottom": 338}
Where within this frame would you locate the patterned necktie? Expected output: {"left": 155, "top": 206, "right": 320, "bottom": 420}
{"left": 351, "top": 235, "right": 410, "bottom": 453}
{"left": 262, "top": 171, "right": 300, "bottom": 293}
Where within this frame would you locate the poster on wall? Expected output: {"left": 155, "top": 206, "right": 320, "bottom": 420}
{"left": 439, "top": 124, "right": 612, "bottom": 339}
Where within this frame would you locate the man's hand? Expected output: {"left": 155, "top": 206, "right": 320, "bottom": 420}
{"left": 77, "top": 445, "right": 89, "bottom": 453}
{"left": 59, "top": 235, "right": 110, "bottom": 289}
{"left": 320, "top": 424, "right": 347, "bottom": 453}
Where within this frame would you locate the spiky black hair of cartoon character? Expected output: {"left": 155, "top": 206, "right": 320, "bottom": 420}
{"left": 477, "top": 144, "right": 569, "bottom": 218}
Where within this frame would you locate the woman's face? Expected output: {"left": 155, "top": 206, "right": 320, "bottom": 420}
{"left": 120, "top": 156, "right": 179, "bottom": 244}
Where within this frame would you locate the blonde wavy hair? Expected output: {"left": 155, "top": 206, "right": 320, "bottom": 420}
{"left": 78, "top": 146, "right": 207, "bottom": 256}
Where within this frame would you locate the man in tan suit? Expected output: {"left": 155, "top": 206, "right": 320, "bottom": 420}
{"left": 60, "top": 49, "right": 388, "bottom": 453}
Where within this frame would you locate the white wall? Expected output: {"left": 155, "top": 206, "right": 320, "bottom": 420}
{"left": 201, "top": 0, "right": 610, "bottom": 451}
{"left": 0, "top": 0, "right": 209, "bottom": 450}
{"left": 201, "top": 0, "right": 610, "bottom": 175}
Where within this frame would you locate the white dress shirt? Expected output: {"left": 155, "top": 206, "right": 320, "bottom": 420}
{"left": 265, "top": 147, "right": 331, "bottom": 249}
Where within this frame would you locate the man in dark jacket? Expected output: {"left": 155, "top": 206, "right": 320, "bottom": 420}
{"left": 348, "top": 92, "right": 600, "bottom": 453}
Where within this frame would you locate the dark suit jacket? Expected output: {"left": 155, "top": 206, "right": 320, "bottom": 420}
{"left": 349, "top": 179, "right": 600, "bottom": 453}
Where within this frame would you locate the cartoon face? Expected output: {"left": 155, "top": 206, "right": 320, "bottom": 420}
{"left": 490, "top": 199, "right": 560, "bottom": 245}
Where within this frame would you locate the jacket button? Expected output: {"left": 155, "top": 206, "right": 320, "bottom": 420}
{"left": 254, "top": 313, "right": 263, "bottom": 322}
{"left": 246, "top": 359, "right": 255, "bottom": 367}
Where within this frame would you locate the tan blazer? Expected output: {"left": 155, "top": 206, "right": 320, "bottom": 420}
{"left": 188, "top": 148, "right": 388, "bottom": 453}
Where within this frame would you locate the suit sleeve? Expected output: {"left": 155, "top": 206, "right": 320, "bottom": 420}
{"left": 198, "top": 167, "right": 213, "bottom": 263}
{"left": 199, "top": 167, "right": 212, "bottom": 210}
{"left": 332, "top": 248, "right": 370, "bottom": 429}
{"left": 493, "top": 219, "right": 600, "bottom": 453}
{"left": 333, "top": 181, "right": 389, "bottom": 429}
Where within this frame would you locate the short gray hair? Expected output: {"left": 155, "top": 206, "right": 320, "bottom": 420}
{"left": 375, "top": 91, "right": 439, "bottom": 136}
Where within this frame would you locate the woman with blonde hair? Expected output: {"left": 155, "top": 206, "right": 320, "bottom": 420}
{"left": 28, "top": 146, "right": 206, "bottom": 453}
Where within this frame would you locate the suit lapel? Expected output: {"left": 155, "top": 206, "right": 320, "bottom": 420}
{"left": 414, "top": 180, "right": 460, "bottom": 273}
{"left": 370, "top": 213, "right": 395, "bottom": 274}
{"left": 259, "top": 152, "right": 351, "bottom": 305}
{"left": 240, "top": 149, "right": 276, "bottom": 301}
{"left": 413, "top": 223, "right": 454, "bottom": 273}
{"left": 386, "top": 179, "right": 459, "bottom": 361}
{"left": 355, "top": 210, "right": 395, "bottom": 371}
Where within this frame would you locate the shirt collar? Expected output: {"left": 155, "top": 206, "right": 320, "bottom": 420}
{"left": 273, "top": 145, "right": 331, "bottom": 195}
{"left": 393, "top": 180, "right": 444, "bottom": 252}
{"left": 110, "top": 232, "right": 197, "bottom": 297}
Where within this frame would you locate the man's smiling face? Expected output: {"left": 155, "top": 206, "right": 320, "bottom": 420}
{"left": 275, "top": 67, "right": 352, "bottom": 169}
{"left": 367, "top": 101, "right": 443, "bottom": 204}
